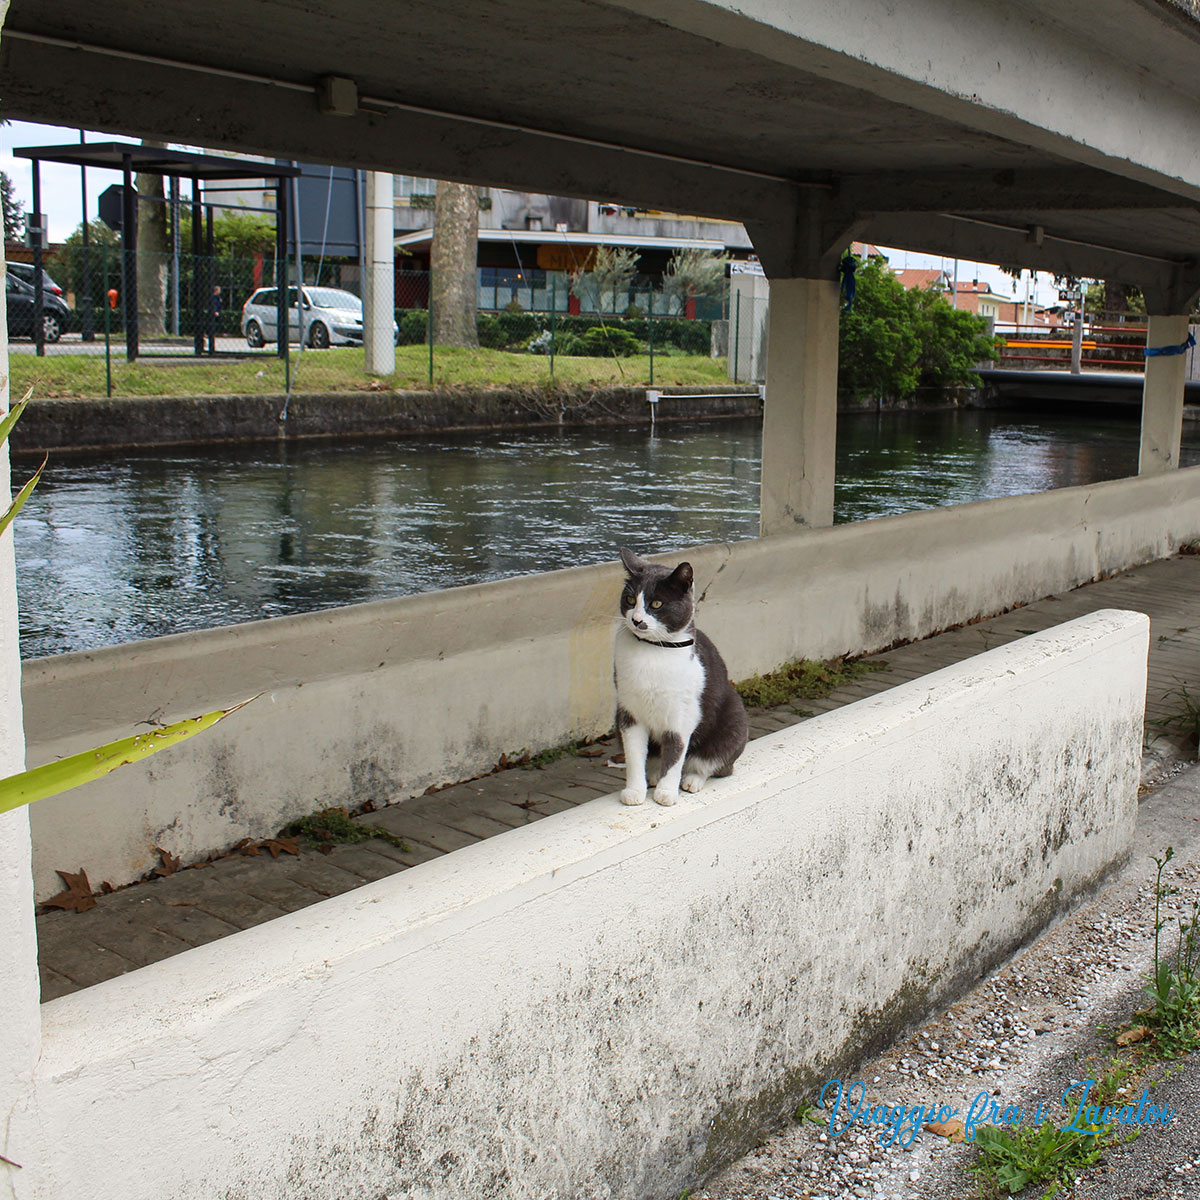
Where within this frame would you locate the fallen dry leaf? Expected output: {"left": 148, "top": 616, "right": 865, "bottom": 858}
{"left": 1117, "top": 1025, "right": 1150, "bottom": 1046}
{"left": 260, "top": 837, "right": 300, "bottom": 859}
{"left": 232, "top": 837, "right": 261, "bottom": 857}
{"left": 577, "top": 746, "right": 606, "bottom": 758}
{"left": 923, "top": 1118, "right": 966, "bottom": 1143}
{"left": 44, "top": 868, "right": 96, "bottom": 914}
{"left": 152, "top": 846, "right": 181, "bottom": 877}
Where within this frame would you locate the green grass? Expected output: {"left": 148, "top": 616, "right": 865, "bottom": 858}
{"left": 734, "top": 656, "right": 888, "bottom": 709}
{"left": 1149, "top": 682, "right": 1200, "bottom": 752}
{"left": 12, "top": 344, "right": 731, "bottom": 399}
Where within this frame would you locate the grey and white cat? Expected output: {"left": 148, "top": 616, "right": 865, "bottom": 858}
{"left": 613, "top": 547, "right": 749, "bottom": 806}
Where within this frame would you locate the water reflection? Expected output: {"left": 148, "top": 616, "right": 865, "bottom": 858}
{"left": 15, "top": 409, "right": 1199, "bottom": 658}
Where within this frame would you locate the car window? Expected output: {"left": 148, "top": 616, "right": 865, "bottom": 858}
{"left": 306, "top": 288, "right": 360, "bottom": 309}
{"left": 251, "top": 289, "right": 276, "bottom": 306}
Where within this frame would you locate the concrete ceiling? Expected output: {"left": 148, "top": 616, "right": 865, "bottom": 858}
{"left": 3, "top": 0, "right": 1199, "bottom": 304}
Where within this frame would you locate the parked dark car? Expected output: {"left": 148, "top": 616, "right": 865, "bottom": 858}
{"left": 5, "top": 272, "right": 72, "bottom": 343}
{"left": 7, "top": 261, "right": 65, "bottom": 298}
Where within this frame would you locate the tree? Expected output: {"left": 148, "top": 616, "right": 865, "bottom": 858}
{"left": 430, "top": 181, "right": 479, "bottom": 347}
{"left": 136, "top": 142, "right": 169, "bottom": 337}
{"left": 837, "top": 258, "right": 998, "bottom": 404}
{"left": 662, "top": 247, "right": 730, "bottom": 315}
{"left": 571, "top": 245, "right": 639, "bottom": 314}
{"left": 60, "top": 219, "right": 122, "bottom": 312}
{"left": 1, "top": 171, "right": 25, "bottom": 242}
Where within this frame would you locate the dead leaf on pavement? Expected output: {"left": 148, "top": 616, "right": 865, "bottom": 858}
{"left": 260, "top": 838, "right": 300, "bottom": 859}
{"left": 232, "top": 837, "right": 261, "bottom": 857}
{"left": 923, "top": 1118, "right": 965, "bottom": 1143}
{"left": 44, "top": 868, "right": 96, "bottom": 913}
{"left": 1117, "top": 1025, "right": 1150, "bottom": 1046}
{"left": 152, "top": 846, "right": 181, "bottom": 877}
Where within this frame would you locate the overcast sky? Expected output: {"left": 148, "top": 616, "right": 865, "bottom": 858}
{"left": 2, "top": 119, "right": 1064, "bottom": 308}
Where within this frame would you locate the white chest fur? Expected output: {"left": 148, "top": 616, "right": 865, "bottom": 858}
{"left": 613, "top": 627, "right": 706, "bottom": 737}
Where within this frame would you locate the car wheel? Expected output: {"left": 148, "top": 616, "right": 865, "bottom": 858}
{"left": 245, "top": 320, "right": 265, "bottom": 349}
{"left": 41, "top": 313, "right": 62, "bottom": 344}
{"left": 308, "top": 322, "right": 331, "bottom": 350}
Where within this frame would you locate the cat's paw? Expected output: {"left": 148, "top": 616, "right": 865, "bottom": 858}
{"left": 681, "top": 773, "right": 708, "bottom": 794}
{"left": 645, "top": 767, "right": 661, "bottom": 787}
{"left": 652, "top": 785, "right": 679, "bottom": 806}
{"left": 620, "top": 787, "right": 647, "bottom": 807}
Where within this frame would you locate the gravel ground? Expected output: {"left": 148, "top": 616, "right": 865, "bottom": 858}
{"left": 692, "top": 753, "right": 1200, "bottom": 1200}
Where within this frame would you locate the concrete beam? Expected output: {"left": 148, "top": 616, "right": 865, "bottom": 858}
{"left": 607, "top": 0, "right": 1200, "bottom": 199}
{"left": 1140, "top": 314, "right": 1192, "bottom": 475}
{"left": 863, "top": 210, "right": 1194, "bottom": 298}
{"left": 759, "top": 277, "right": 841, "bottom": 534}
{"left": 836, "top": 167, "right": 1197, "bottom": 214}
{"left": 0, "top": 33, "right": 804, "bottom": 234}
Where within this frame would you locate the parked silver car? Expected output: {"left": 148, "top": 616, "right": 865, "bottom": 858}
{"left": 240, "top": 286, "right": 398, "bottom": 349}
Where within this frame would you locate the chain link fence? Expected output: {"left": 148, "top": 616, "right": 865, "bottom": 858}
{"left": 9, "top": 248, "right": 754, "bottom": 399}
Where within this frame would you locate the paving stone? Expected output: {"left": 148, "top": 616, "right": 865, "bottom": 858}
{"left": 365, "top": 809, "right": 482, "bottom": 854}
{"left": 36, "top": 916, "right": 138, "bottom": 988}
{"left": 39, "top": 966, "right": 77, "bottom": 1003}
{"left": 271, "top": 854, "right": 376, "bottom": 898}
{"left": 144, "top": 901, "right": 240, "bottom": 947}
{"left": 64, "top": 898, "right": 194, "bottom": 970}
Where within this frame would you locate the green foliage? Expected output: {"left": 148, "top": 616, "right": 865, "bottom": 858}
{"left": 283, "top": 806, "right": 410, "bottom": 852}
{"left": 567, "top": 326, "right": 641, "bottom": 358}
{"left": 396, "top": 309, "right": 430, "bottom": 345}
{"left": 1143, "top": 846, "right": 1200, "bottom": 1055}
{"left": 971, "top": 1120, "right": 1117, "bottom": 1199}
{"left": 838, "top": 259, "right": 999, "bottom": 404}
{"left": 735, "top": 656, "right": 888, "bottom": 708}
{"left": 1149, "top": 682, "right": 1200, "bottom": 751}
{"left": 1, "top": 169, "right": 25, "bottom": 242}
{"left": 571, "top": 245, "right": 639, "bottom": 313}
{"left": 662, "top": 247, "right": 731, "bottom": 315}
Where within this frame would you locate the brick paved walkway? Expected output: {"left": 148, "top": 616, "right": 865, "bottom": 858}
{"left": 35, "top": 554, "right": 1200, "bottom": 1001}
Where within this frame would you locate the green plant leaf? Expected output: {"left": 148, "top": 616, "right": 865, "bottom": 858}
{"left": 0, "top": 385, "right": 34, "bottom": 449}
{"left": 0, "top": 453, "right": 46, "bottom": 538}
{"left": 0, "top": 696, "right": 257, "bottom": 815}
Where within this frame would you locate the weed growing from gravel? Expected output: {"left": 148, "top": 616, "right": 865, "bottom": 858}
{"left": 283, "top": 806, "right": 410, "bottom": 853}
{"left": 1149, "top": 683, "right": 1200, "bottom": 752}
{"left": 734, "top": 656, "right": 887, "bottom": 709}
{"left": 970, "top": 1119, "right": 1119, "bottom": 1199}
{"left": 1139, "top": 846, "right": 1200, "bottom": 1055}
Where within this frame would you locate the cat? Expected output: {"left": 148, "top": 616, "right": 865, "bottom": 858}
{"left": 613, "top": 546, "right": 749, "bottom": 806}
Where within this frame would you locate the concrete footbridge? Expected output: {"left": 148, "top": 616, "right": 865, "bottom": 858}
{"left": 3, "top": 4, "right": 1200, "bottom": 1197}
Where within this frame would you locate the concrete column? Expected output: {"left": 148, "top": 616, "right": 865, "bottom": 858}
{"left": 1139, "top": 313, "right": 1190, "bottom": 475}
{"left": 759, "top": 277, "right": 841, "bottom": 534}
{"left": 363, "top": 171, "right": 395, "bottom": 376}
{"left": 0, "top": 22, "right": 42, "bottom": 1173}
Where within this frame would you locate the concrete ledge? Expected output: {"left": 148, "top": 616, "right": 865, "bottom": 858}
{"left": 19, "top": 464, "right": 1200, "bottom": 900}
{"left": 16, "top": 611, "right": 1147, "bottom": 1199}
{"left": 8, "top": 387, "right": 761, "bottom": 454}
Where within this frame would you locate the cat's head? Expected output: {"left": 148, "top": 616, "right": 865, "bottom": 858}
{"left": 618, "top": 547, "right": 695, "bottom": 640}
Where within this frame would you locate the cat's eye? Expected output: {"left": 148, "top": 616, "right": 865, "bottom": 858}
{"left": 623, "top": 591, "right": 634, "bottom": 605}
{"left": 650, "top": 599, "right": 663, "bottom": 609}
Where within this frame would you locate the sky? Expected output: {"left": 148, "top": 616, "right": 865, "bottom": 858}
{"left": 2, "top": 119, "right": 1065, "bottom": 307}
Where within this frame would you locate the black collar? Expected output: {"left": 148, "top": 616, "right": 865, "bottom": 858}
{"left": 632, "top": 633, "right": 694, "bottom": 649}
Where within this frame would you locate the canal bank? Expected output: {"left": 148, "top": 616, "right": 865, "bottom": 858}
{"left": 6, "top": 384, "right": 1007, "bottom": 457}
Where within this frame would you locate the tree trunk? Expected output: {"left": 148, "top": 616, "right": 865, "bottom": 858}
{"left": 136, "top": 140, "right": 168, "bottom": 338}
{"left": 430, "top": 181, "right": 479, "bottom": 347}
{"left": 1103, "top": 280, "right": 1132, "bottom": 321}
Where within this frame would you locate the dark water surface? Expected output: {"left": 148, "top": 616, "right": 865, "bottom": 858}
{"left": 15, "top": 408, "right": 1200, "bottom": 659}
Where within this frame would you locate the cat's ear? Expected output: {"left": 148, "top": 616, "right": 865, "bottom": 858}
{"left": 619, "top": 547, "right": 648, "bottom": 574}
{"left": 666, "top": 561, "right": 694, "bottom": 592}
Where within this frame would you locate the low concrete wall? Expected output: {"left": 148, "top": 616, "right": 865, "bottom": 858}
{"left": 8, "top": 387, "right": 761, "bottom": 454}
{"left": 13, "top": 611, "right": 1147, "bottom": 1199}
{"left": 21, "top": 465, "right": 1200, "bottom": 900}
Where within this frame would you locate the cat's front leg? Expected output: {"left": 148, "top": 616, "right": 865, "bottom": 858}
{"left": 652, "top": 731, "right": 686, "bottom": 806}
{"left": 618, "top": 708, "right": 649, "bottom": 806}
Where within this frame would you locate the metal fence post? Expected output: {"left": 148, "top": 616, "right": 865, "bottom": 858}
{"left": 102, "top": 244, "right": 113, "bottom": 398}
{"left": 427, "top": 285, "right": 434, "bottom": 386}
{"left": 648, "top": 289, "right": 654, "bottom": 386}
{"left": 550, "top": 274, "right": 556, "bottom": 377}
{"left": 733, "top": 290, "right": 741, "bottom": 381}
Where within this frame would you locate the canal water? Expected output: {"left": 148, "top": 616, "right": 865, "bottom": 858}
{"left": 14, "top": 408, "right": 1200, "bottom": 659}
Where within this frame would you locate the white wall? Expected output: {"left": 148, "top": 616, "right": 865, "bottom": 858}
{"left": 20, "top": 463, "right": 1200, "bottom": 901}
{"left": 9, "top": 610, "right": 1147, "bottom": 1199}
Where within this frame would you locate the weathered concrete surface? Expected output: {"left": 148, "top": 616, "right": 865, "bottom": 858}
{"left": 8, "top": 610, "right": 1148, "bottom": 1199}
{"left": 32, "top": 551, "right": 1200, "bottom": 1002}
{"left": 8, "top": 387, "right": 761, "bottom": 455}
{"left": 21, "top": 465, "right": 1200, "bottom": 901}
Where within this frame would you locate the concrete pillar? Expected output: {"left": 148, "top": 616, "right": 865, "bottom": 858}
{"left": 363, "top": 171, "right": 395, "bottom": 376}
{"left": 0, "top": 11, "right": 42, "bottom": 1169}
{"left": 759, "top": 277, "right": 841, "bottom": 534}
{"left": 1139, "top": 313, "right": 1190, "bottom": 475}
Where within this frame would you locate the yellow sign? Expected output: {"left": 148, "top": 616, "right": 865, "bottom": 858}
{"left": 537, "top": 244, "right": 598, "bottom": 273}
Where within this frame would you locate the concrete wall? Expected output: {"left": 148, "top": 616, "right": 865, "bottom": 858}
{"left": 21, "top": 464, "right": 1200, "bottom": 901}
{"left": 10, "top": 609, "right": 1147, "bottom": 1199}
{"left": 8, "top": 388, "right": 761, "bottom": 456}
